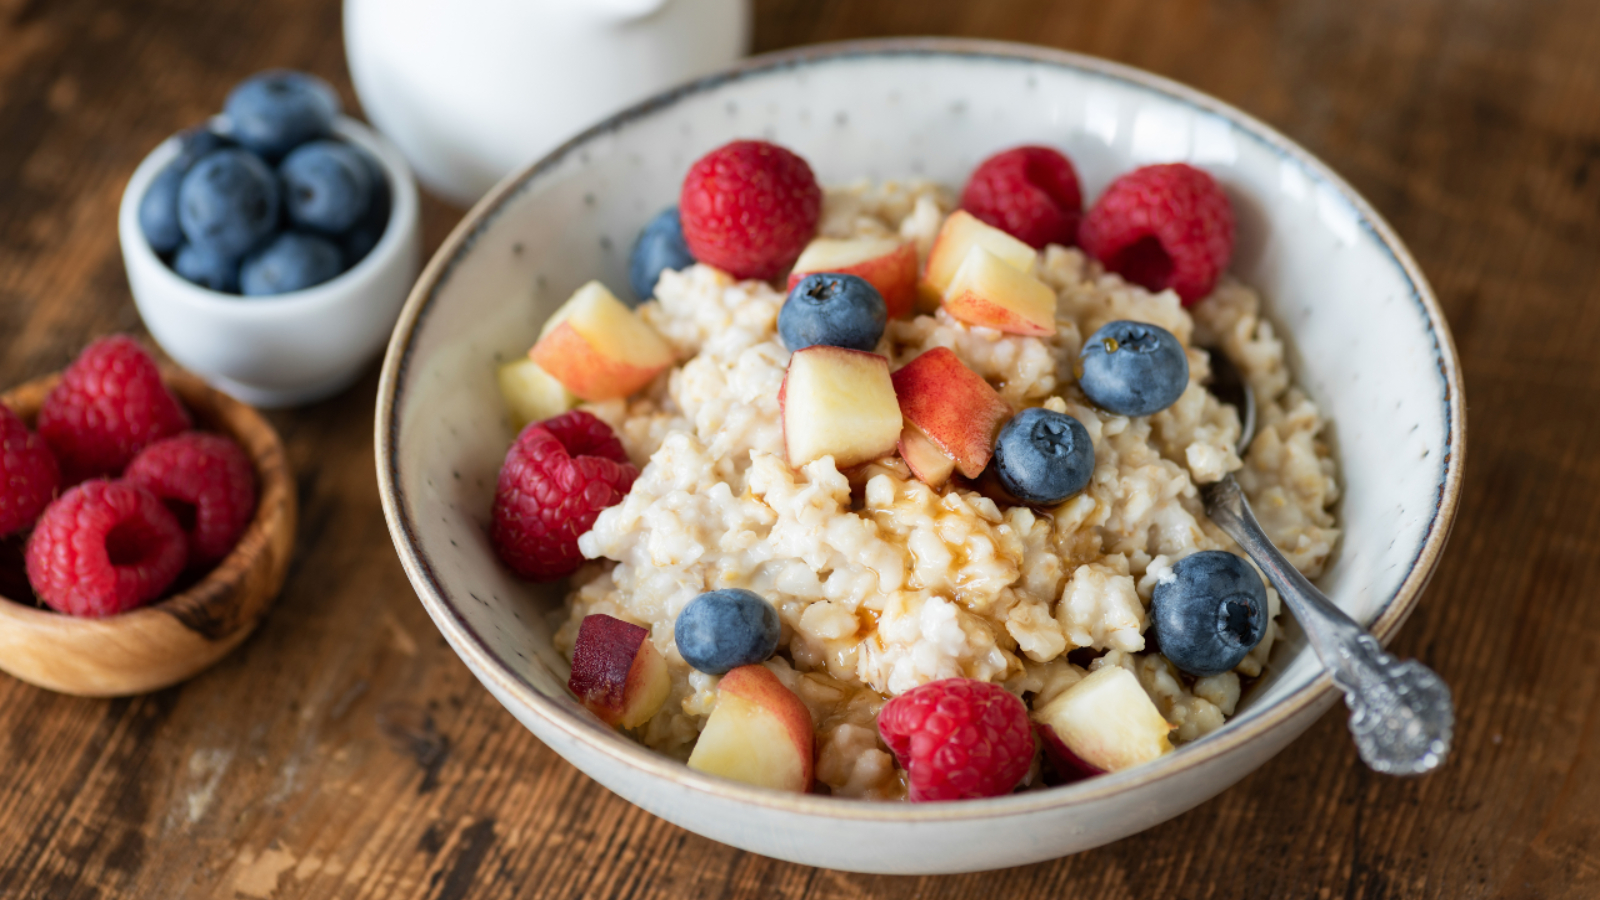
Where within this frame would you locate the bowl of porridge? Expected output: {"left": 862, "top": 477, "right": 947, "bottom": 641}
{"left": 376, "top": 38, "right": 1464, "bottom": 873}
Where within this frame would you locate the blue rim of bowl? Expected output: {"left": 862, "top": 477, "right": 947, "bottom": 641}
{"left": 376, "top": 37, "right": 1466, "bottom": 821}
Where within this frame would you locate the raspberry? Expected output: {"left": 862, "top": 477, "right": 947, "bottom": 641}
{"left": 0, "top": 404, "right": 60, "bottom": 537}
{"left": 491, "top": 410, "right": 637, "bottom": 581}
{"left": 960, "top": 146, "right": 1084, "bottom": 249}
{"left": 679, "top": 140, "right": 821, "bottom": 281}
{"left": 37, "top": 336, "right": 192, "bottom": 482}
{"left": 1078, "top": 163, "right": 1235, "bottom": 306}
{"left": 124, "top": 432, "right": 257, "bottom": 567}
{"left": 877, "top": 678, "right": 1035, "bottom": 802}
{"left": 25, "top": 480, "right": 187, "bottom": 617}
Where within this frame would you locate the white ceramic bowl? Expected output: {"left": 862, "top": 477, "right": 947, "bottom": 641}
{"left": 377, "top": 39, "right": 1465, "bottom": 874}
{"left": 121, "top": 116, "right": 421, "bottom": 408}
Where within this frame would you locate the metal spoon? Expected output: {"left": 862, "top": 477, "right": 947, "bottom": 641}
{"left": 1201, "top": 349, "right": 1453, "bottom": 775}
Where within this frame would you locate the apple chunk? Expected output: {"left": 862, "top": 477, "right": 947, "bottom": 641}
{"left": 498, "top": 357, "right": 578, "bottom": 431}
{"left": 687, "top": 664, "right": 814, "bottom": 793}
{"left": 891, "top": 347, "right": 1012, "bottom": 478}
{"left": 1033, "top": 666, "right": 1173, "bottom": 777}
{"left": 898, "top": 423, "right": 957, "bottom": 488}
{"left": 568, "top": 614, "right": 672, "bottom": 729}
{"left": 530, "top": 281, "right": 675, "bottom": 401}
{"left": 780, "top": 345, "right": 902, "bottom": 469}
{"left": 786, "top": 237, "right": 918, "bottom": 318}
{"left": 943, "top": 246, "right": 1058, "bottom": 336}
{"left": 922, "top": 209, "right": 1037, "bottom": 296}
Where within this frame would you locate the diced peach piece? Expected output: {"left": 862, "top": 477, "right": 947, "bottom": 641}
{"left": 943, "top": 246, "right": 1058, "bottom": 336}
{"left": 687, "top": 664, "right": 814, "bottom": 793}
{"left": 1033, "top": 666, "right": 1173, "bottom": 776}
{"left": 568, "top": 614, "right": 672, "bottom": 729}
{"left": 898, "top": 423, "right": 956, "bottom": 488}
{"left": 498, "top": 357, "right": 578, "bottom": 431}
{"left": 891, "top": 347, "right": 1012, "bottom": 478}
{"left": 786, "top": 237, "right": 918, "bottom": 318}
{"left": 922, "top": 209, "right": 1037, "bottom": 296}
{"left": 530, "top": 281, "right": 675, "bottom": 401}
{"left": 1035, "top": 721, "right": 1106, "bottom": 783}
{"left": 780, "top": 345, "right": 902, "bottom": 469}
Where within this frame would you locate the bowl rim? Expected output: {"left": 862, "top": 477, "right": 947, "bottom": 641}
{"left": 117, "top": 114, "right": 421, "bottom": 315}
{"left": 376, "top": 37, "right": 1466, "bottom": 821}
{"left": 0, "top": 366, "right": 294, "bottom": 649}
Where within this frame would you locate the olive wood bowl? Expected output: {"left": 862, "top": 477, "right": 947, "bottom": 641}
{"left": 0, "top": 369, "right": 296, "bottom": 696}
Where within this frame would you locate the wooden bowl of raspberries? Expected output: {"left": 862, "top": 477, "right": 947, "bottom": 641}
{"left": 0, "top": 336, "right": 295, "bottom": 696}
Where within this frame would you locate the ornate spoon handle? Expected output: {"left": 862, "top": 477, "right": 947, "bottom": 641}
{"left": 1203, "top": 476, "right": 1452, "bottom": 775}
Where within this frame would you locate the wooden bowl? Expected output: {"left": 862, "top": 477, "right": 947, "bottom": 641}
{"left": 0, "top": 369, "right": 296, "bottom": 696}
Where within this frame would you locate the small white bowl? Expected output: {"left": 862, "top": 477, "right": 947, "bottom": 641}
{"left": 120, "top": 116, "right": 421, "bottom": 408}
{"left": 377, "top": 39, "right": 1465, "bottom": 874}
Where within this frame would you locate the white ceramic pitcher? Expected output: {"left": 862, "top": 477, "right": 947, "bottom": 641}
{"left": 344, "top": 0, "right": 750, "bottom": 208}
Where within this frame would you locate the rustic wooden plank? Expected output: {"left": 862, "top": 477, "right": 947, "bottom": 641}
{"left": 2, "top": 0, "right": 1599, "bottom": 897}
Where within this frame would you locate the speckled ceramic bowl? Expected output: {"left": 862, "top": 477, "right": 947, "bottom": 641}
{"left": 377, "top": 39, "right": 1464, "bottom": 874}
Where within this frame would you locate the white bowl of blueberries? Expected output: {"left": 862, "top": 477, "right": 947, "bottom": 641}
{"left": 119, "top": 70, "right": 420, "bottom": 408}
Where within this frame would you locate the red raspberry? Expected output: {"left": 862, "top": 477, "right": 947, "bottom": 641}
{"left": 1078, "top": 163, "right": 1235, "bottom": 306}
{"left": 878, "top": 678, "right": 1035, "bottom": 802}
{"left": 679, "top": 140, "right": 822, "bottom": 281}
{"left": 37, "top": 336, "right": 191, "bottom": 482}
{"left": 124, "top": 432, "right": 257, "bottom": 567}
{"left": 491, "top": 410, "right": 638, "bottom": 581}
{"left": 25, "top": 480, "right": 187, "bottom": 617}
{"left": 0, "top": 404, "right": 60, "bottom": 537}
{"left": 960, "top": 146, "right": 1084, "bottom": 249}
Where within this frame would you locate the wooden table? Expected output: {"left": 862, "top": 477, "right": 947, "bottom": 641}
{"left": 1, "top": 0, "right": 1595, "bottom": 896}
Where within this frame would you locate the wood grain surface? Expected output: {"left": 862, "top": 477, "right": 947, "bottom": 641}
{"left": 1, "top": 0, "right": 1596, "bottom": 897}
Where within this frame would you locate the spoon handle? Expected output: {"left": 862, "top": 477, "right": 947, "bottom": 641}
{"left": 1203, "top": 476, "right": 1453, "bottom": 775}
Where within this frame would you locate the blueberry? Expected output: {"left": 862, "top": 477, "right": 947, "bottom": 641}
{"left": 141, "top": 166, "right": 189, "bottom": 255}
{"left": 139, "top": 128, "right": 233, "bottom": 254}
{"left": 239, "top": 231, "right": 343, "bottom": 296}
{"left": 178, "top": 148, "right": 280, "bottom": 259}
{"left": 628, "top": 206, "right": 696, "bottom": 304}
{"left": 223, "top": 70, "right": 340, "bottom": 159}
{"left": 1150, "top": 550, "right": 1269, "bottom": 677}
{"left": 674, "top": 588, "right": 781, "bottom": 675}
{"left": 778, "top": 273, "right": 887, "bottom": 352}
{"left": 991, "top": 407, "right": 1094, "bottom": 505}
{"left": 175, "top": 127, "right": 233, "bottom": 167}
{"left": 1078, "top": 320, "right": 1189, "bottom": 417}
{"left": 279, "top": 139, "right": 374, "bottom": 234}
{"left": 173, "top": 243, "right": 241, "bottom": 293}
{"left": 340, "top": 147, "right": 391, "bottom": 265}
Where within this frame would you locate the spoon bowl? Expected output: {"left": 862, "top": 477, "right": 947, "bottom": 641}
{"left": 1204, "top": 347, "right": 1256, "bottom": 455}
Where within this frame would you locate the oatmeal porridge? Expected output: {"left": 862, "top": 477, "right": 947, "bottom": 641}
{"left": 487, "top": 140, "right": 1339, "bottom": 801}
{"left": 521, "top": 170, "right": 1341, "bottom": 799}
